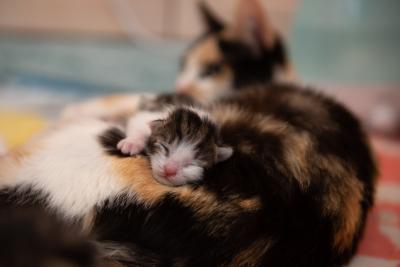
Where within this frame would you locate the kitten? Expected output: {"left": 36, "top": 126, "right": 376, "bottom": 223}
{"left": 117, "top": 94, "right": 232, "bottom": 186}
{"left": 145, "top": 107, "right": 232, "bottom": 187}
{"left": 176, "top": 0, "right": 292, "bottom": 103}
{"left": 115, "top": 94, "right": 194, "bottom": 155}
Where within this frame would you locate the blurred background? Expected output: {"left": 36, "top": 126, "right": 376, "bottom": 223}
{"left": 0, "top": 0, "right": 399, "bottom": 146}
{"left": 0, "top": 0, "right": 399, "bottom": 133}
{"left": 0, "top": 0, "right": 399, "bottom": 265}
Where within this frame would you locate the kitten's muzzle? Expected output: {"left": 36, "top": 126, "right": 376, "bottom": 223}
{"left": 164, "top": 161, "right": 179, "bottom": 178}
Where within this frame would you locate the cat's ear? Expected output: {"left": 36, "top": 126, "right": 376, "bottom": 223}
{"left": 233, "top": 0, "right": 275, "bottom": 54}
{"left": 216, "top": 146, "right": 233, "bottom": 162}
{"left": 198, "top": 1, "right": 225, "bottom": 33}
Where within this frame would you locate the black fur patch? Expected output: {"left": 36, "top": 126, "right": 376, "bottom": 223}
{"left": 98, "top": 127, "right": 126, "bottom": 157}
{"left": 0, "top": 187, "right": 98, "bottom": 267}
{"left": 217, "top": 36, "right": 287, "bottom": 89}
{"left": 91, "top": 84, "right": 376, "bottom": 267}
{"left": 180, "top": 32, "right": 288, "bottom": 91}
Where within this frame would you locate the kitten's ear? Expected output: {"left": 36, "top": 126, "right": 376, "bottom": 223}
{"left": 216, "top": 146, "right": 233, "bottom": 162}
{"left": 198, "top": 1, "right": 225, "bottom": 33}
{"left": 233, "top": 0, "right": 275, "bottom": 54}
{"left": 149, "top": 119, "right": 163, "bottom": 131}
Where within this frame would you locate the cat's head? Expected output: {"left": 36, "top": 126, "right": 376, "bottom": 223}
{"left": 176, "top": 0, "right": 291, "bottom": 103}
{"left": 146, "top": 107, "right": 232, "bottom": 187}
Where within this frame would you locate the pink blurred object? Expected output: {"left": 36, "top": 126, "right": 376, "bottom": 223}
{"left": 351, "top": 139, "right": 400, "bottom": 266}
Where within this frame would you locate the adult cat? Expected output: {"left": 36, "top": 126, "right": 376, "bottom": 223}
{"left": 61, "top": 0, "right": 293, "bottom": 121}
{"left": 0, "top": 84, "right": 377, "bottom": 267}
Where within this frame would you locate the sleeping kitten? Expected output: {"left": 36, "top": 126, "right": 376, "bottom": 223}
{"left": 116, "top": 94, "right": 196, "bottom": 155}
{"left": 145, "top": 107, "right": 232, "bottom": 186}
{"left": 176, "top": 0, "right": 292, "bottom": 103}
{"left": 117, "top": 95, "right": 232, "bottom": 186}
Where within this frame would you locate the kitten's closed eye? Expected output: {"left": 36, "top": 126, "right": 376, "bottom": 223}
{"left": 156, "top": 143, "right": 170, "bottom": 156}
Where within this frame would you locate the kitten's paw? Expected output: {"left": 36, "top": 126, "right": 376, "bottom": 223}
{"left": 117, "top": 137, "right": 146, "bottom": 156}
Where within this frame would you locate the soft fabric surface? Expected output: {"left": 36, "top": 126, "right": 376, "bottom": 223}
{"left": 352, "top": 144, "right": 400, "bottom": 266}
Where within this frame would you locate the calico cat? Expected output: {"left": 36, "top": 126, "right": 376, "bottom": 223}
{"left": 175, "top": 0, "right": 292, "bottom": 103}
{"left": 60, "top": 0, "right": 291, "bottom": 121}
{"left": 94, "top": 84, "right": 377, "bottom": 267}
{"left": 0, "top": 83, "right": 376, "bottom": 267}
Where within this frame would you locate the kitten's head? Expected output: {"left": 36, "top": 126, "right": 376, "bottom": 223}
{"left": 146, "top": 107, "right": 233, "bottom": 187}
{"left": 176, "top": 0, "right": 290, "bottom": 103}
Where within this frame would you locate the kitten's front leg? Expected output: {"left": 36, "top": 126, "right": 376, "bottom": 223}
{"left": 117, "top": 111, "right": 165, "bottom": 155}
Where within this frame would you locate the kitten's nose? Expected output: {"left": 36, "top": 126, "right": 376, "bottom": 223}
{"left": 164, "top": 162, "right": 178, "bottom": 177}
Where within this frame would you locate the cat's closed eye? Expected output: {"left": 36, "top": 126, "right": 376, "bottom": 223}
{"left": 156, "top": 142, "right": 169, "bottom": 155}
{"left": 201, "top": 62, "right": 223, "bottom": 78}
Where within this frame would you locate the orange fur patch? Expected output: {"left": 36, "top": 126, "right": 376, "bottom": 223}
{"left": 111, "top": 154, "right": 262, "bottom": 234}
{"left": 110, "top": 156, "right": 170, "bottom": 206}
{"left": 238, "top": 197, "right": 262, "bottom": 211}
{"left": 227, "top": 238, "right": 271, "bottom": 267}
{"left": 281, "top": 131, "right": 312, "bottom": 189}
{"left": 317, "top": 156, "right": 364, "bottom": 252}
{"left": 332, "top": 177, "right": 364, "bottom": 252}
{"left": 183, "top": 36, "right": 233, "bottom": 103}
{"left": 81, "top": 210, "right": 95, "bottom": 235}
{"left": 188, "top": 37, "right": 222, "bottom": 66}
{"left": 0, "top": 142, "right": 41, "bottom": 184}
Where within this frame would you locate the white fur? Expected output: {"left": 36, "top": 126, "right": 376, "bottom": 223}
{"left": 0, "top": 119, "right": 129, "bottom": 218}
{"left": 176, "top": 64, "right": 199, "bottom": 91}
{"left": 176, "top": 63, "right": 232, "bottom": 103}
{"left": 118, "top": 111, "right": 167, "bottom": 155}
{"left": 150, "top": 141, "right": 203, "bottom": 186}
{"left": 169, "top": 141, "right": 197, "bottom": 164}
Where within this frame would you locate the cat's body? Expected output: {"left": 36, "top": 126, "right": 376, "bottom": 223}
{"left": 0, "top": 84, "right": 376, "bottom": 267}
{"left": 95, "top": 85, "right": 376, "bottom": 267}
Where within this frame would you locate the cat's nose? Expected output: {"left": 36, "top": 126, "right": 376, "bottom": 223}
{"left": 175, "top": 80, "right": 192, "bottom": 94}
{"left": 176, "top": 85, "right": 190, "bottom": 94}
{"left": 164, "top": 162, "right": 178, "bottom": 177}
